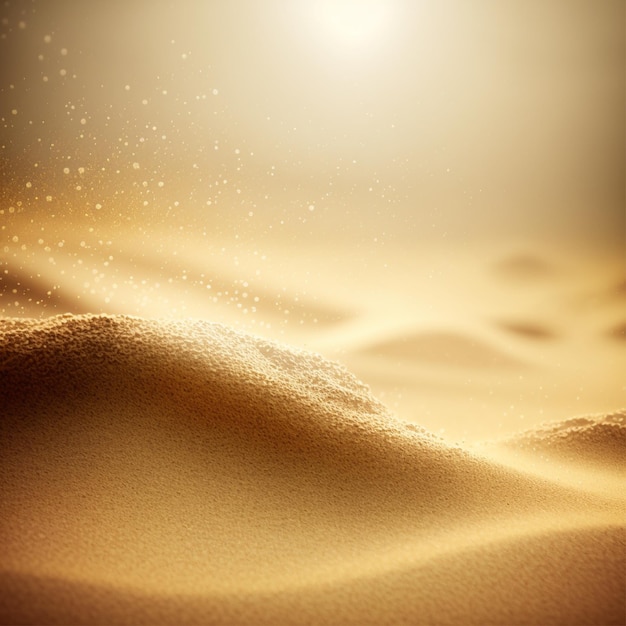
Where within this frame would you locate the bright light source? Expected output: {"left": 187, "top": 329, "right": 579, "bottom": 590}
{"left": 308, "top": 0, "right": 394, "bottom": 51}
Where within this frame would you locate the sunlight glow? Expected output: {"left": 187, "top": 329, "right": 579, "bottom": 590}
{"left": 309, "top": 0, "right": 394, "bottom": 50}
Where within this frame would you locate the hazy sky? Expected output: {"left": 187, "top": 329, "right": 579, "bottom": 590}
{"left": 1, "top": 0, "right": 624, "bottom": 247}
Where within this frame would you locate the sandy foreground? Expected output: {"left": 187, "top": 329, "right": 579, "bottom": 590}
{"left": 1, "top": 216, "right": 625, "bottom": 626}
{"left": 0, "top": 309, "right": 624, "bottom": 625}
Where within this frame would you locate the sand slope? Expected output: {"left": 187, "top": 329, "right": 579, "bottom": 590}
{"left": 0, "top": 314, "right": 624, "bottom": 625}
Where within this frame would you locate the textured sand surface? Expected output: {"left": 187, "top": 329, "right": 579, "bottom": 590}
{"left": 495, "top": 412, "right": 626, "bottom": 469}
{"left": 1, "top": 314, "right": 623, "bottom": 625}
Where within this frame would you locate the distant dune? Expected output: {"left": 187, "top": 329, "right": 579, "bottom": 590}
{"left": 495, "top": 411, "right": 626, "bottom": 470}
{"left": 359, "top": 330, "right": 522, "bottom": 368}
{"left": 494, "top": 319, "right": 557, "bottom": 340}
{"left": 493, "top": 253, "right": 556, "bottom": 280}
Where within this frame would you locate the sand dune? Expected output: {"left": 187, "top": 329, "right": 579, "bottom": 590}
{"left": 494, "top": 319, "right": 557, "bottom": 340}
{"left": 494, "top": 411, "right": 626, "bottom": 470}
{"left": 492, "top": 253, "right": 557, "bottom": 281}
{"left": 608, "top": 321, "right": 626, "bottom": 341}
{"left": 359, "top": 329, "right": 523, "bottom": 369}
{"left": 1, "top": 235, "right": 623, "bottom": 477}
{"left": 1, "top": 314, "right": 623, "bottom": 625}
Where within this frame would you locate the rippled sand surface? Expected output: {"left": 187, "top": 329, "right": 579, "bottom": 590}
{"left": 1, "top": 313, "right": 623, "bottom": 625}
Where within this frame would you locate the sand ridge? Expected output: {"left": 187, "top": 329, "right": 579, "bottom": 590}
{"left": 0, "top": 314, "right": 624, "bottom": 624}
{"left": 495, "top": 411, "right": 626, "bottom": 469}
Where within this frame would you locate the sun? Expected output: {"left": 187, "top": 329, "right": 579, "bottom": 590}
{"left": 307, "top": 0, "right": 395, "bottom": 52}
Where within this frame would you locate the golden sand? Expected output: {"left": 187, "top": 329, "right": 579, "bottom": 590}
{"left": 2, "top": 0, "right": 624, "bottom": 622}
{"left": 1, "top": 314, "right": 623, "bottom": 625}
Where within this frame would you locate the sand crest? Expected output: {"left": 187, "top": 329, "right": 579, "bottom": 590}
{"left": 0, "top": 314, "right": 624, "bottom": 625}
{"left": 496, "top": 412, "right": 626, "bottom": 469}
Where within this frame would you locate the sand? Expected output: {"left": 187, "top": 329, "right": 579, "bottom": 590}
{"left": 0, "top": 313, "right": 623, "bottom": 625}
{"left": 1, "top": 0, "right": 623, "bottom": 621}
